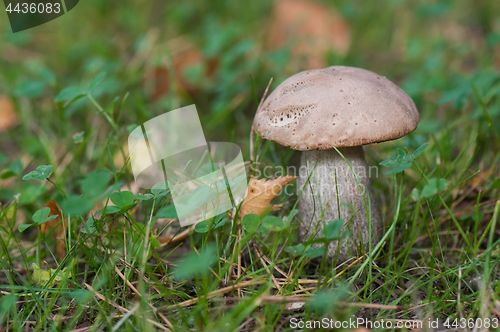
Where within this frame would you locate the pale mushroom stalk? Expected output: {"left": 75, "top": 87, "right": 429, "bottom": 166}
{"left": 298, "top": 147, "right": 380, "bottom": 262}
{"left": 252, "top": 66, "right": 419, "bottom": 264}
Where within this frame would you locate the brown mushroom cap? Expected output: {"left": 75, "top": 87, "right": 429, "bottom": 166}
{"left": 252, "top": 66, "right": 419, "bottom": 150}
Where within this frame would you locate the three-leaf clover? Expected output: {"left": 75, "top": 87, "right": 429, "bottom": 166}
{"left": 194, "top": 214, "right": 227, "bottom": 233}
{"left": 22, "top": 165, "right": 53, "bottom": 181}
{"left": 194, "top": 220, "right": 211, "bottom": 233}
{"left": 151, "top": 181, "right": 169, "bottom": 197}
{"left": 242, "top": 214, "right": 261, "bottom": 233}
{"left": 156, "top": 205, "right": 178, "bottom": 218}
{"left": 379, "top": 143, "right": 428, "bottom": 175}
{"left": 54, "top": 72, "right": 107, "bottom": 107}
{"left": 19, "top": 207, "right": 58, "bottom": 233}
{"left": 134, "top": 193, "right": 154, "bottom": 201}
{"left": 104, "top": 191, "right": 136, "bottom": 214}
{"left": 322, "top": 219, "right": 345, "bottom": 240}
{"left": 412, "top": 177, "right": 450, "bottom": 199}
{"left": 262, "top": 215, "right": 290, "bottom": 232}
{"left": 60, "top": 195, "right": 94, "bottom": 215}
{"left": 173, "top": 245, "right": 217, "bottom": 280}
{"left": 285, "top": 243, "right": 326, "bottom": 258}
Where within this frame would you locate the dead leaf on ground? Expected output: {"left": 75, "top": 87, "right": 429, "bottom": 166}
{"left": 145, "top": 44, "right": 218, "bottom": 100}
{"left": 267, "top": 0, "right": 352, "bottom": 70}
{"left": 41, "top": 199, "right": 68, "bottom": 263}
{"left": 32, "top": 262, "right": 68, "bottom": 288}
{"left": 471, "top": 170, "right": 489, "bottom": 188}
{"left": 0, "top": 96, "right": 18, "bottom": 132}
{"left": 112, "top": 146, "right": 128, "bottom": 172}
{"left": 240, "top": 176, "right": 297, "bottom": 218}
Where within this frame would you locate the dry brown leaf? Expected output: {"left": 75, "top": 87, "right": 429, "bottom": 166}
{"left": 158, "top": 225, "right": 195, "bottom": 247}
{"left": 471, "top": 170, "right": 489, "bottom": 188}
{"left": 267, "top": 0, "right": 351, "bottom": 70}
{"left": 41, "top": 199, "right": 68, "bottom": 263}
{"left": 240, "top": 176, "right": 297, "bottom": 218}
{"left": 0, "top": 96, "right": 18, "bottom": 132}
{"left": 146, "top": 45, "right": 218, "bottom": 101}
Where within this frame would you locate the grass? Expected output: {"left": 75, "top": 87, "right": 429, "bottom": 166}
{"left": 1, "top": 0, "right": 500, "bottom": 331}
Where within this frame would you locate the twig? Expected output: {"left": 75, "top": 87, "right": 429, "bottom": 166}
{"left": 237, "top": 228, "right": 242, "bottom": 298}
{"left": 252, "top": 242, "right": 282, "bottom": 292}
{"left": 458, "top": 267, "right": 464, "bottom": 327}
{"left": 115, "top": 265, "right": 141, "bottom": 297}
{"left": 115, "top": 264, "right": 174, "bottom": 328}
{"left": 165, "top": 279, "right": 267, "bottom": 310}
{"left": 291, "top": 287, "right": 317, "bottom": 295}
{"left": 275, "top": 237, "right": 289, "bottom": 259}
{"left": 257, "top": 246, "right": 306, "bottom": 294}
{"left": 158, "top": 225, "right": 195, "bottom": 247}
{"left": 221, "top": 257, "right": 248, "bottom": 274}
{"left": 67, "top": 327, "right": 94, "bottom": 332}
{"left": 334, "top": 254, "right": 367, "bottom": 279}
{"left": 116, "top": 258, "right": 161, "bottom": 295}
{"left": 230, "top": 275, "right": 321, "bottom": 285}
{"left": 213, "top": 295, "right": 402, "bottom": 310}
{"left": 112, "top": 303, "right": 140, "bottom": 332}
{"left": 85, "top": 283, "right": 171, "bottom": 332}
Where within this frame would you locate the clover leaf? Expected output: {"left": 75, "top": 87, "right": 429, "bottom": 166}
{"left": 22, "top": 165, "right": 53, "bottom": 181}
{"left": 380, "top": 143, "right": 428, "bottom": 175}
{"left": 242, "top": 214, "right": 261, "bottom": 233}
{"left": 19, "top": 207, "right": 58, "bottom": 233}
{"left": 110, "top": 191, "right": 135, "bottom": 210}
{"left": 262, "top": 215, "right": 290, "bottom": 232}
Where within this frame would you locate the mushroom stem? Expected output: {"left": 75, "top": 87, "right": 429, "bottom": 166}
{"left": 297, "top": 146, "right": 382, "bottom": 263}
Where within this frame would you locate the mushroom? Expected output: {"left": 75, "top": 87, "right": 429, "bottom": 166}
{"left": 252, "top": 66, "right": 419, "bottom": 262}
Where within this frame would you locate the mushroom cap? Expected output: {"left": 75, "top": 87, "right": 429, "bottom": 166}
{"left": 252, "top": 66, "right": 419, "bottom": 150}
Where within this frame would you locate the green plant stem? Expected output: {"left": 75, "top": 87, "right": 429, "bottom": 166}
{"left": 471, "top": 81, "right": 500, "bottom": 147}
{"left": 87, "top": 93, "right": 118, "bottom": 131}
{"left": 139, "top": 199, "right": 156, "bottom": 294}
{"left": 484, "top": 201, "right": 500, "bottom": 284}
{"left": 348, "top": 174, "right": 403, "bottom": 286}
{"left": 414, "top": 164, "right": 471, "bottom": 247}
{"left": 37, "top": 226, "right": 42, "bottom": 267}
{"left": 46, "top": 178, "right": 67, "bottom": 198}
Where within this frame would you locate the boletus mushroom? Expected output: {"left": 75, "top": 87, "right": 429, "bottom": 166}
{"left": 252, "top": 66, "right": 419, "bottom": 263}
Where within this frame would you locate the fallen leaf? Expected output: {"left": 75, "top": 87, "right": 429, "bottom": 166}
{"left": 0, "top": 96, "right": 18, "bottom": 132}
{"left": 240, "top": 176, "right": 297, "bottom": 218}
{"left": 32, "top": 262, "right": 68, "bottom": 288}
{"left": 267, "top": 0, "right": 351, "bottom": 69}
{"left": 41, "top": 199, "right": 68, "bottom": 263}
{"left": 145, "top": 43, "right": 218, "bottom": 100}
{"left": 471, "top": 170, "right": 489, "bottom": 188}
